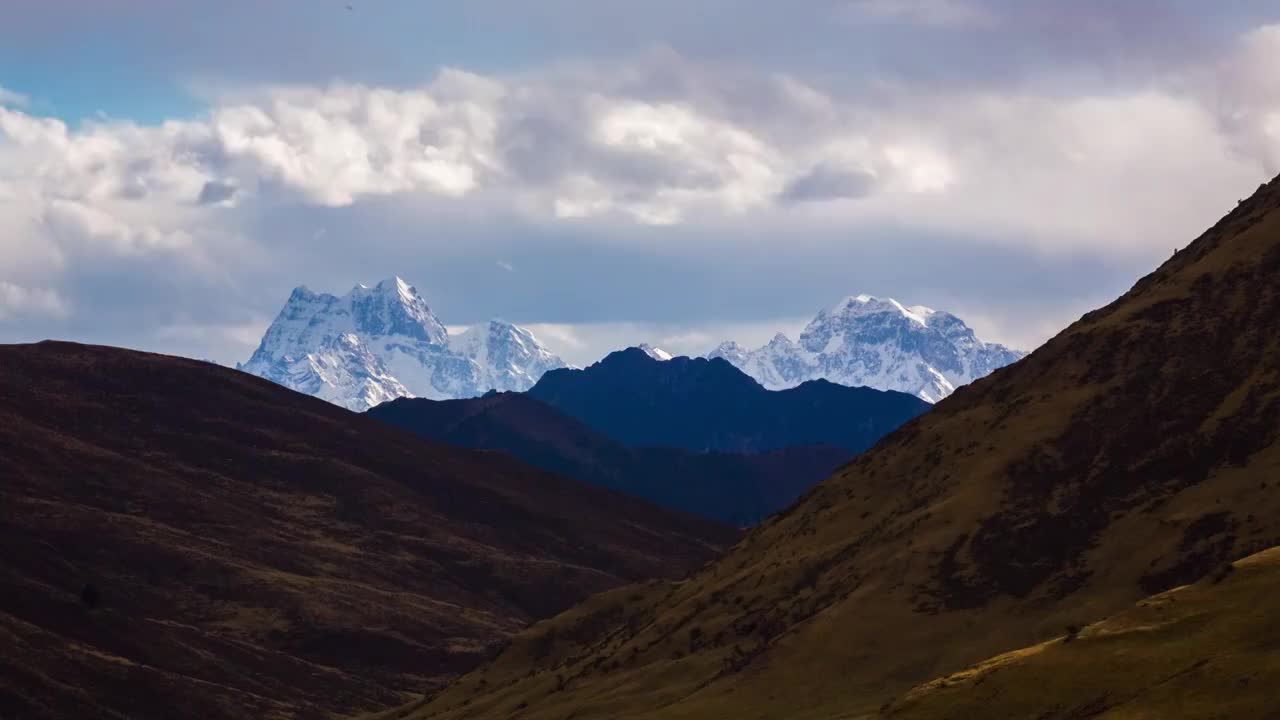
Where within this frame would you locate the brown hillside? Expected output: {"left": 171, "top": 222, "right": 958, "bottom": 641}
{"left": 885, "top": 545, "right": 1280, "bottom": 720}
{"left": 401, "top": 176, "right": 1280, "bottom": 720}
{"left": 0, "top": 342, "right": 735, "bottom": 720}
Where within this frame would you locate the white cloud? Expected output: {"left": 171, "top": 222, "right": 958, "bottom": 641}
{"left": 4, "top": 23, "right": 1280, "bottom": 363}
{"left": 43, "top": 198, "right": 195, "bottom": 254}
{"left": 1213, "top": 24, "right": 1280, "bottom": 175}
{"left": 0, "top": 281, "right": 70, "bottom": 321}
{"left": 206, "top": 75, "right": 500, "bottom": 206}
{"left": 831, "top": 90, "right": 1264, "bottom": 255}
{"left": 5, "top": 49, "right": 1274, "bottom": 257}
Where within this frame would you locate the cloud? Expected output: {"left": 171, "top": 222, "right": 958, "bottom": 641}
{"left": 3, "top": 19, "right": 1280, "bottom": 366}
{"left": 840, "top": 0, "right": 998, "bottom": 27}
{"left": 197, "top": 180, "right": 238, "bottom": 205}
{"left": 779, "top": 164, "right": 879, "bottom": 204}
{"left": 43, "top": 199, "right": 195, "bottom": 254}
{"left": 205, "top": 74, "right": 500, "bottom": 206}
{"left": 0, "top": 281, "right": 70, "bottom": 321}
{"left": 0, "top": 86, "right": 27, "bottom": 108}
{"left": 1214, "top": 23, "right": 1280, "bottom": 174}
{"left": 6, "top": 49, "right": 1275, "bottom": 250}
{"left": 155, "top": 319, "right": 268, "bottom": 345}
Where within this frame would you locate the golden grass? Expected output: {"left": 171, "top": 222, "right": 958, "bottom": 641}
{"left": 885, "top": 547, "right": 1280, "bottom": 719}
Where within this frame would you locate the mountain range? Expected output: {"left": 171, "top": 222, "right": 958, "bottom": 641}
{"left": 0, "top": 342, "right": 733, "bottom": 720}
{"left": 240, "top": 279, "right": 1019, "bottom": 411}
{"left": 526, "top": 347, "right": 931, "bottom": 453}
{"left": 709, "top": 294, "right": 1026, "bottom": 402}
{"left": 398, "top": 178, "right": 1280, "bottom": 720}
{"left": 369, "top": 392, "right": 852, "bottom": 526}
{"left": 8, "top": 177, "right": 1280, "bottom": 719}
{"left": 239, "top": 277, "right": 566, "bottom": 411}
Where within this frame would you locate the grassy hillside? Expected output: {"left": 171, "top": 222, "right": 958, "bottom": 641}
{"left": 0, "top": 342, "right": 735, "bottom": 719}
{"left": 395, "top": 176, "right": 1280, "bottom": 720}
{"left": 886, "top": 546, "right": 1280, "bottom": 720}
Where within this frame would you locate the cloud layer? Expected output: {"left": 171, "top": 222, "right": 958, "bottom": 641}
{"left": 3, "top": 14, "right": 1280, "bottom": 365}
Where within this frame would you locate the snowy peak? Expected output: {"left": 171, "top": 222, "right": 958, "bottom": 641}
{"left": 451, "top": 320, "right": 567, "bottom": 391}
{"left": 241, "top": 279, "right": 566, "bottom": 411}
{"left": 349, "top": 276, "right": 448, "bottom": 345}
{"left": 823, "top": 294, "right": 935, "bottom": 328}
{"left": 377, "top": 275, "right": 413, "bottom": 296}
{"left": 765, "top": 333, "right": 796, "bottom": 350}
{"left": 637, "top": 343, "right": 674, "bottom": 361}
{"left": 709, "top": 295, "right": 1026, "bottom": 402}
{"left": 288, "top": 285, "right": 318, "bottom": 302}
{"left": 709, "top": 341, "right": 748, "bottom": 363}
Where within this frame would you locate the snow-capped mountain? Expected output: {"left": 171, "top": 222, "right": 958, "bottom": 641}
{"left": 637, "top": 343, "right": 674, "bottom": 361}
{"left": 239, "top": 277, "right": 567, "bottom": 411}
{"left": 451, "top": 320, "right": 569, "bottom": 394}
{"left": 708, "top": 295, "right": 1026, "bottom": 403}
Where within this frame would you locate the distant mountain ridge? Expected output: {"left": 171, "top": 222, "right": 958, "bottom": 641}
{"left": 709, "top": 294, "right": 1026, "bottom": 402}
{"left": 527, "top": 347, "right": 930, "bottom": 453}
{"left": 239, "top": 277, "right": 566, "bottom": 411}
{"left": 368, "top": 392, "right": 852, "bottom": 526}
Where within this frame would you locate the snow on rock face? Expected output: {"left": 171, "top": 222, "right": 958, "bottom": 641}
{"left": 453, "top": 320, "right": 569, "bottom": 394}
{"left": 240, "top": 278, "right": 567, "bottom": 411}
{"left": 637, "top": 343, "right": 674, "bottom": 361}
{"left": 707, "top": 295, "right": 1026, "bottom": 403}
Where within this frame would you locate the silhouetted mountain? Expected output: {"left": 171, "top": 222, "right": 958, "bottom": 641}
{"left": 402, "top": 178, "right": 1280, "bottom": 720}
{"left": 369, "top": 393, "right": 852, "bottom": 526}
{"left": 0, "top": 342, "right": 734, "bottom": 720}
{"left": 526, "top": 348, "right": 931, "bottom": 453}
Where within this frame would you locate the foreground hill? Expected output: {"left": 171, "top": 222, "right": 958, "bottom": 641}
{"left": 886, "top": 545, "right": 1280, "bottom": 719}
{"left": 0, "top": 342, "right": 734, "bottom": 720}
{"left": 397, "top": 176, "right": 1280, "bottom": 720}
{"left": 528, "top": 347, "right": 931, "bottom": 453}
{"left": 368, "top": 393, "right": 851, "bottom": 526}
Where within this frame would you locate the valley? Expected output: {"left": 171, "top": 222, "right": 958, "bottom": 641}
{"left": 6, "top": 6, "right": 1280, "bottom": 715}
{"left": 369, "top": 391, "right": 852, "bottom": 526}
{"left": 388, "top": 176, "right": 1280, "bottom": 720}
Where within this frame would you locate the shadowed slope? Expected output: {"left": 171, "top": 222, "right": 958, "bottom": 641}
{"left": 400, "top": 177, "right": 1280, "bottom": 720}
{"left": 368, "top": 393, "right": 852, "bottom": 526}
{"left": 0, "top": 342, "right": 735, "bottom": 720}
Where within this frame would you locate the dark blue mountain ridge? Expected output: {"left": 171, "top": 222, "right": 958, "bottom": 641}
{"left": 368, "top": 391, "right": 852, "bottom": 526}
{"left": 525, "top": 347, "right": 931, "bottom": 453}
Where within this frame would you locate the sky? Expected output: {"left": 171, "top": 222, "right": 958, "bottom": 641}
{"left": 3, "top": 0, "right": 1280, "bottom": 366}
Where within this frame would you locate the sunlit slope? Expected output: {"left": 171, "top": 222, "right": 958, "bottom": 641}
{"left": 886, "top": 546, "right": 1280, "bottom": 720}
{"left": 398, "top": 176, "right": 1280, "bottom": 720}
